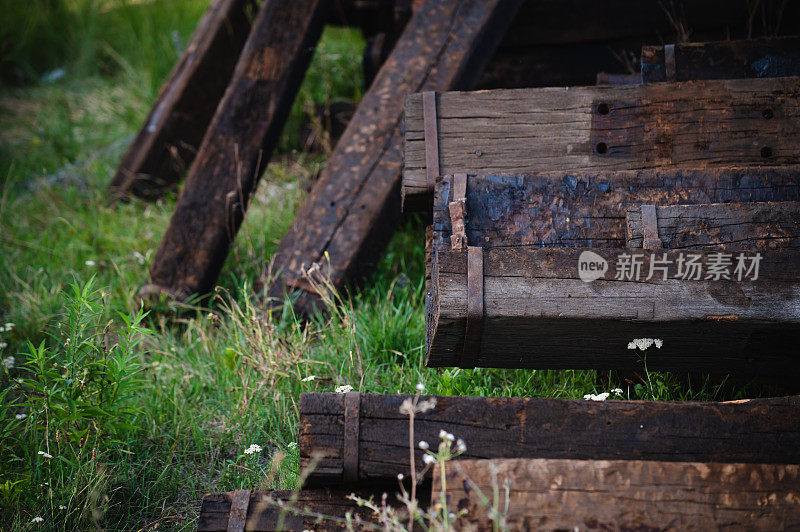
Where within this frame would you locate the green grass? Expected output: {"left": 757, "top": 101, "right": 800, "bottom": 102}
{"left": 0, "top": 1, "right": 768, "bottom": 530}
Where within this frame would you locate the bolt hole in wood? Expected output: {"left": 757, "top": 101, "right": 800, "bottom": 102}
{"left": 763, "top": 108, "right": 774, "bottom": 119}
{"left": 595, "top": 142, "right": 608, "bottom": 154}
{"left": 762, "top": 146, "right": 773, "bottom": 158}
{"left": 596, "top": 102, "right": 610, "bottom": 115}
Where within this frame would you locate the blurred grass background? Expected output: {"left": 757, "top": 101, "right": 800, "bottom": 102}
{"left": 0, "top": 1, "right": 764, "bottom": 530}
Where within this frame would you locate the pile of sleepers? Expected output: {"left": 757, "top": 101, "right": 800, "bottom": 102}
{"left": 198, "top": 35, "right": 800, "bottom": 531}
{"left": 200, "top": 393, "right": 800, "bottom": 530}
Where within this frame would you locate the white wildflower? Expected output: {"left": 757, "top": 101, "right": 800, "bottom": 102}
{"left": 397, "top": 473, "right": 404, "bottom": 480}
{"left": 611, "top": 388, "right": 623, "bottom": 396}
{"left": 244, "top": 444, "right": 262, "bottom": 455}
{"left": 4, "top": 322, "right": 14, "bottom": 331}
{"left": 417, "top": 398, "right": 437, "bottom": 413}
{"left": 415, "top": 383, "right": 425, "bottom": 392}
{"left": 438, "top": 429, "right": 448, "bottom": 440}
{"left": 627, "top": 338, "right": 663, "bottom": 351}
{"left": 0, "top": 344, "right": 8, "bottom": 351}
{"left": 301, "top": 375, "right": 317, "bottom": 382}
{"left": 287, "top": 442, "right": 297, "bottom": 450}
{"left": 15, "top": 413, "right": 26, "bottom": 420}
{"left": 3, "top": 355, "right": 13, "bottom": 369}
{"left": 132, "top": 251, "right": 146, "bottom": 265}
{"left": 418, "top": 441, "right": 429, "bottom": 450}
{"left": 456, "top": 439, "right": 466, "bottom": 453}
{"left": 85, "top": 260, "right": 95, "bottom": 266}
{"left": 38, "top": 451, "right": 53, "bottom": 459}
{"left": 32, "top": 517, "right": 44, "bottom": 523}
{"left": 654, "top": 338, "right": 663, "bottom": 348}
{"left": 422, "top": 454, "right": 436, "bottom": 465}
{"left": 449, "top": 513, "right": 456, "bottom": 520}
{"left": 583, "top": 392, "right": 610, "bottom": 402}
{"left": 335, "top": 384, "right": 354, "bottom": 393}
{"left": 59, "top": 505, "right": 67, "bottom": 510}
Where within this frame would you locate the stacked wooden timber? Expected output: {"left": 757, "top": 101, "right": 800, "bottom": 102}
{"left": 406, "top": 70, "right": 800, "bottom": 377}
{"left": 198, "top": 392, "right": 800, "bottom": 529}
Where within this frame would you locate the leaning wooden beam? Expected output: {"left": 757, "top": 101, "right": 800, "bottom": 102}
{"left": 299, "top": 392, "right": 800, "bottom": 486}
{"left": 641, "top": 36, "right": 800, "bottom": 83}
{"left": 427, "top": 246, "right": 800, "bottom": 374}
{"left": 197, "top": 489, "right": 387, "bottom": 531}
{"left": 437, "top": 458, "right": 800, "bottom": 530}
{"left": 626, "top": 201, "right": 800, "bottom": 250}
{"left": 402, "top": 76, "right": 800, "bottom": 209}
{"left": 109, "top": 0, "right": 254, "bottom": 202}
{"left": 432, "top": 167, "right": 800, "bottom": 251}
{"left": 139, "top": 0, "right": 327, "bottom": 301}
{"left": 260, "top": 0, "right": 523, "bottom": 316}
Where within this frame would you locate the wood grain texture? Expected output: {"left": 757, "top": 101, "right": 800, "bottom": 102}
{"left": 626, "top": 201, "right": 800, "bottom": 250}
{"left": 402, "top": 76, "right": 800, "bottom": 207}
{"left": 642, "top": 36, "right": 800, "bottom": 83}
{"left": 109, "top": 0, "right": 254, "bottom": 201}
{"left": 141, "top": 0, "right": 327, "bottom": 300}
{"left": 299, "top": 392, "right": 800, "bottom": 486}
{"left": 427, "top": 246, "right": 800, "bottom": 375}
{"left": 437, "top": 458, "right": 800, "bottom": 531}
{"left": 431, "top": 167, "right": 800, "bottom": 250}
{"left": 197, "top": 489, "right": 386, "bottom": 531}
{"left": 261, "top": 0, "right": 523, "bottom": 316}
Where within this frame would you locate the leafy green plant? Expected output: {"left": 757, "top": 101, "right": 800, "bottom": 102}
{"left": 0, "top": 277, "right": 150, "bottom": 527}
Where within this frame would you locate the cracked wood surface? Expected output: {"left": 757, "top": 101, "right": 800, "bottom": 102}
{"left": 427, "top": 246, "right": 800, "bottom": 374}
{"left": 299, "top": 392, "right": 800, "bottom": 486}
{"left": 262, "top": 0, "right": 523, "bottom": 315}
{"left": 402, "top": 76, "right": 800, "bottom": 208}
{"left": 431, "top": 167, "right": 800, "bottom": 251}
{"left": 438, "top": 458, "right": 800, "bottom": 531}
{"left": 626, "top": 201, "right": 800, "bottom": 250}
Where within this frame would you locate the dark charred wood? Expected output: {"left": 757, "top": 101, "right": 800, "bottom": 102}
{"left": 109, "top": 0, "right": 254, "bottom": 201}
{"left": 299, "top": 392, "right": 800, "bottom": 486}
{"left": 141, "top": 0, "right": 328, "bottom": 301}
{"left": 642, "top": 36, "right": 800, "bottom": 83}
{"left": 263, "top": 0, "right": 524, "bottom": 316}
{"left": 439, "top": 458, "right": 800, "bottom": 530}
{"left": 432, "top": 167, "right": 800, "bottom": 251}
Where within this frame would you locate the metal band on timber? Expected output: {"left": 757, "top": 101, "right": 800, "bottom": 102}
{"left": 640, "top": 204, "right": 662, "bottom": 249}
{"left": 663, "top": 43, "right": 676, "bottom": 82}
{"left": 422, "top": 91, "right": 440, "bottom": 190}
{"left": 448, "top": 173, "right": 468, "bottom": 251}
{"left": 342, "top": 391, "right": 360, "bottom": 485}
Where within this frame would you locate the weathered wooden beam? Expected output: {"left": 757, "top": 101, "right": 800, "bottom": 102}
{"left": 261, "top": 0, "right": 524, "bottom": 316}
{"left": 427, "top": 246, "right": 800, "bottom": 374}
{"left": 139, "top": 0, "right": 327, "bottom": 301}
{"left": 432, "top": 167, "right": 800, "bottom": 251}
{"left": 109, "top": 0, "right": 254, "bottom": 202}
{"left": 402, "top": 76, "right": 800, "bottom": 209}
{"left": 626, "top": 201, "right": 800, "bottom": 250}
{"left": 197, "top": 489, "right": 387, "bottom": 531}
{"left": 299, "top": 392, "right": 800, "bottom": 486}
{"left": 642, "top": 36, "right": 800, "bottom": 83}
{"left": 437, "top": 458, "right": 800, "bottom": 531}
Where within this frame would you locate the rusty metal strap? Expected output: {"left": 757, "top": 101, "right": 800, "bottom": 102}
{"left": 422, "top": 91, "right": 440, "bottom": 190}
{"left": 227, "top": 489, "right": 251, "bottom": 532}
{"left": 664, "top": 44, "right": 676, "bottom": 82}
{"left": 462, "top": 246, "right": 484, "bottom": 368}
{"left": 641, "top": 204, "right": 662, "bottom": 249}
{"left": 342, "top": 391, "right": 361, "bottom": 485}
{"left": 448, "top": 173, "right": 468, "bottom": 251}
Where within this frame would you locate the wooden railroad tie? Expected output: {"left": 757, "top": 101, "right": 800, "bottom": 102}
{"left": 298, "top": 392, "right": 800, "bottom": 486}
{"left": 261, "top": 0, "right": 524, "bottom": 316}
{"left": 402, "top": 76, "right": 800, "bottom": 209}
{"left": 437, "top": 458, "right": 800, "bottom": 530}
